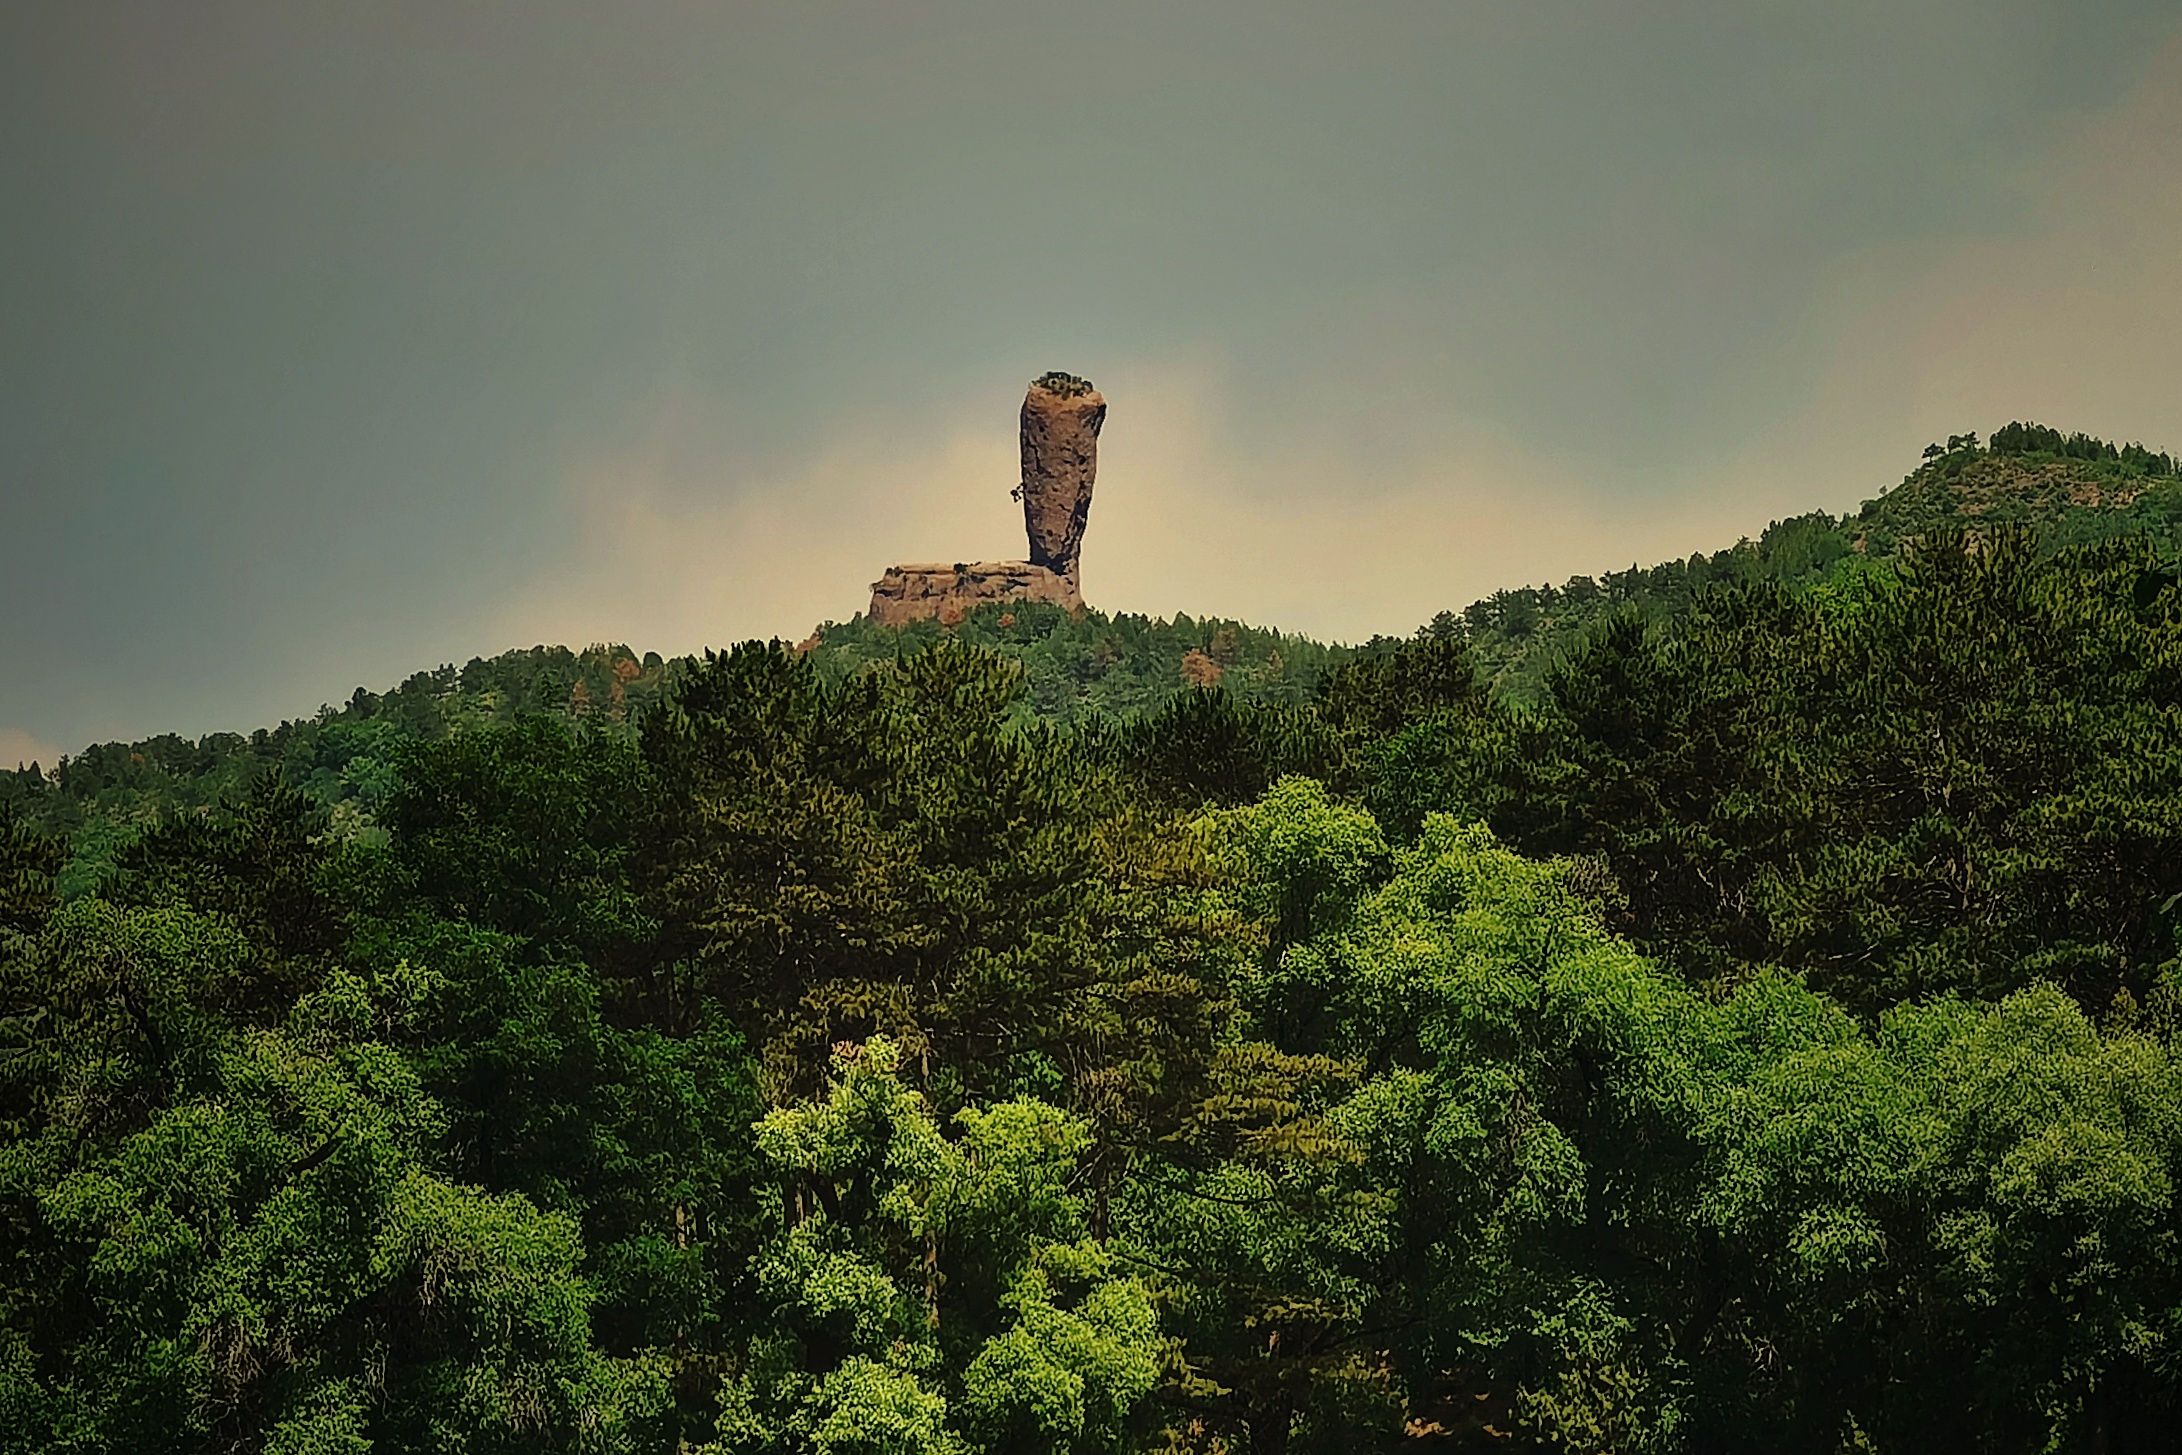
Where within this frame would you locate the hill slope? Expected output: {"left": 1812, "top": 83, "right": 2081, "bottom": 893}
{"left": 2, "top": 645, "right": 675, "bottom": 895}
{"left": 800, "top": 602, "right": 1357, "bottom": 724}
{"left": 1449, "top": 423, "right": 2182, "bottom": 699}
{"left": 1, "top": 613, "right": 1361, "bottom": 894}
{"left": 7, "top": 420, "right": 2174, "bottom": 890}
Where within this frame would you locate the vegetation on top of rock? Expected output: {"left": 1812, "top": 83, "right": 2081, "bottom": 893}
{"left": 1030, "top": 370, "right": 1097, "bottom": 398}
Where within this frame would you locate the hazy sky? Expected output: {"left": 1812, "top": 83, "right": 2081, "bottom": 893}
{"left": 7, "top": 1, "right": 2182, "bottom": 763}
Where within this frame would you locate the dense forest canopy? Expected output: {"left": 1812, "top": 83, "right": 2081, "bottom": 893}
{"left": 5, "top": 425, "right": 2182, "bottom": 1451}
{"left": 2, "top": 613, "right": 1356, "bottom": 900}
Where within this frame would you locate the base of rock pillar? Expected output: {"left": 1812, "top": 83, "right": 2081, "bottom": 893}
{"left": 867, "top": 561, "right": 1084, "bottom": 628}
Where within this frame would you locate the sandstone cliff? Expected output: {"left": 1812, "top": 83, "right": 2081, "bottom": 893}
{"left": 867, "top": 560, "right": 1081, "bottom": 628}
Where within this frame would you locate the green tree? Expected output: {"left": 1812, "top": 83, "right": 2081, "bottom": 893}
{"left": 711, "top": 1038, "right": 1160, "bottom": 1455}
{"left": 0, "top": 901, "right": 665, "bottom": 1452}
{"left": 1507, "top": 530, "right": 2182, "bottom": 1013}
{"left": 0, "top": 812, "right": 62, "bottom": 948}
{"left": 1211, "top": 780, "right": 2182, "bottom": 1451}
{"left": 362, "top": 717, "right": 766, "bottom": 1441}
{"left": 638, "top": 640, "right": 1235, "bottom": 1133}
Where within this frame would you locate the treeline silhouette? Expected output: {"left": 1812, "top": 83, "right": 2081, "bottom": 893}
{"left": 1987, "top": 419, "right": 2176, "bottom": 475}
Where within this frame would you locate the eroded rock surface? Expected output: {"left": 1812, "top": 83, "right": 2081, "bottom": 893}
{"left": 867, "top": 561, "right": 1081, "bottom": 628}
{"left": 866, "top": 372, "right": 1105, "bottom": 627}
{"left": 1018, "top": 372, "right": 1105, "bottom": 589}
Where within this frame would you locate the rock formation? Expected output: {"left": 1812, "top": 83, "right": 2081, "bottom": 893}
{"left": 868, "top": 372, "right": 1106, "bottom": 627}
{"left": 1017, "top": 371, "right": 1105, "bottom": 591}
{"left": 866, "top": 559, "right": 1081, "bottom": 628}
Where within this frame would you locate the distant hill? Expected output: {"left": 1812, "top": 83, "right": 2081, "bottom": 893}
{"left": 1444, "top": 422, "right": 2182, "bottom": 701}
{"left": 2, "top": 645, "right": 675, "bottom": 896}
{"left": 0, "top": 613, "right": 1358, "bottom": 895}
{"left": 7, "top": 420, "right": 2174, "bottom": 892}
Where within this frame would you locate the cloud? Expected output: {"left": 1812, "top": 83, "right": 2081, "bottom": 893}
{"left": 488, "top": 393, "right": 1030, "bottom": 655}
{"left": 0, "top": 730, "right": 63, "bottom": 772}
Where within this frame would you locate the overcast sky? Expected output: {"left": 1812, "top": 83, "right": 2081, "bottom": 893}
{"left": 6, "top": 0, "right": 2182, "bottom": 762}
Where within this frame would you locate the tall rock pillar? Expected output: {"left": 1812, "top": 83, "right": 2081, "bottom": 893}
{"left": 1018, "top": 371, "right": 1106, "bottom": 593}
{"left": 866, "top": 370, "right": 1104, "bottom": 626}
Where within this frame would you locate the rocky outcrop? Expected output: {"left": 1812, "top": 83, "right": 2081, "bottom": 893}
{"left": 868, "top": 560, "right": 1082, "bottom": 628}
{"left": 867, "top": 372, "right": 1106, "bottom": 627}
{"left": 1017, "top": 372, "right": 1105, "bottom": 591}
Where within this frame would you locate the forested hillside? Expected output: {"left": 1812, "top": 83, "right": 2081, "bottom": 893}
{"left": 1, "top": 646, "right": 677, "bottom": 898}
{"left": 13, "top": 422, "right": 2173, "bottom": 892}
{"left": 7, "top": 504, "right": 2182, "bottom": 1451}
{"left": 1, "top": 614, "right": 1357, "bottom": 897}
{"left": 800, "top": 603, "right": 1352, "bottom": 721}
{"left": 5, "top": 424, "right": 2182, "bottom": 1452}
{"left": 1451, "top": 423, "right": 2182, "bottom": 698}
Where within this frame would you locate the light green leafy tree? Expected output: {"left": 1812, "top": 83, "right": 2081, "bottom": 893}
{"left": 1207, "top": 777, "right": 2182, "bottom": 1453}
{"left": 710, "top": 1038, "right": 1159, "bottom": 1455}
